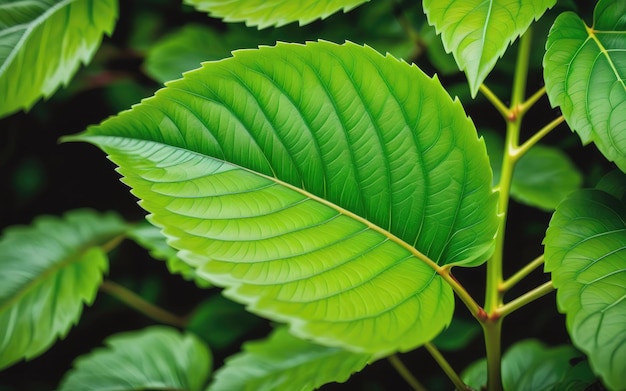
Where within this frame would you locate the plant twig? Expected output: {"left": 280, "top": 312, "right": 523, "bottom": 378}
{"left": 388, "top": 354, "right": 428, "bottom": 391}
{"left": 424, "top": 343, "right": 469, "bottom": 390}
{"left": 100, "top": 280, "right": 187, "bottom": 328}
{"left": 515, "top": 115, "right": 565, "bottom": 158}
{"left": 518, "top": 86, "right": 546, "bottom": 115}
{"left": 499, "top": 254, "right": 545, "bottom": 292}
{"left": 496, "top": 281, "right": 555, "bottom": 317}
{"left": 440, "top": 266, "right": 484, "bottom": 321}
{"left": 479, "top": 84, "right": 509, "bottom": 119}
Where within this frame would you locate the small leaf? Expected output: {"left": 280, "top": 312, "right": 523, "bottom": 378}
{"left": 0, "top": 209, "right": 126, "bottom": 370}
{"left": 544, "top": 188, "right": 626, "bottom": 390}
{"left": 186, "top": 294, "right": 262, "bottom": 350}
{"left": 481, "top": 130, "right": 581, "bottom": 210}
{"left": 127, "top": 222, "right": 211, "bottom": 288}
{"left": 462, "top": 340, "right": 582, "bottom": 390}
{"left": 208, "top": 327, "right": 370, "bottom": 391}
{"left": 0, "top": 0, "right": 118, "bottom": 118}
{"left": 544, "top": 0, "right": 626, "bottom": 172}
{"left": 184, "top": 0, "right": 370, "bottom": 29}
{"left": 58, "top": 326, "right": 212, "bottom": 391}
{"left": 423, "top": 0, "right": 556, "bottom": 96}
{"left": 432, "top": 317, "right": 481, "bottom": 352}
{"left": 69, "top": 41, "right": 499, "bottom": 356}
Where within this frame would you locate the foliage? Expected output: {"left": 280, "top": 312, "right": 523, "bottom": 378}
{"left": 1, "top": 0, "right": 625, "bottom": 390}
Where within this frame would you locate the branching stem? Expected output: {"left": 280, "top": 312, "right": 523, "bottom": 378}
{"left": 496, "top": 281, "right": 555, "bottom": 317}
{"left": 388, "top": 354, "right": 428, "bottom": 391}
{"left": 500, "top": 254, "right": 545, "bottom": 292}
{"left": 518, "top": 86, "right": 546, "bottom": 115}
{"left": 100, "top": 280, "right": 187, "bottom": 328}
{"left": 515, "top": 116, "right": 565, "bottom": 158}
{"left": 479, "top": 84, "right": 509, "bottom": 119}
{"left": 424, "top": 343, "right": 470, "bottom": 390}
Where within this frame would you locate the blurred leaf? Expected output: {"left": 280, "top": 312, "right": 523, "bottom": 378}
{"left": 544, "top": 0, "right": 626, "bottom": 172}
{"left": 186, "top": 294, "right": 263, "bottom": 350}
{"left": 544, "top": 188, "right": 626, "bottom": 390}
{"left": 127, "top": 222, "right": 211, "bottom": 288}
{"left": 59, "top": 326, "right": 211, "bottom": 391}
{"left": 184, "top": 0, "right": 370, "bottom": 29}
{"left": 596, "top": 170, "right": 626, "bottom": 200}
{"left": 423, "top": 0, "right": 556, "bottom": 96}
{"left": 462, "top": 340, "right": 582, "bottom": 390}
{"left": 553, "top": 360, "right": 599, "bottom": 391}
{"left": 0, "top": 209, "right": 126, "bottom": 370}
{"left": 482, "top": 130, "right": 582, "bottom": 210}
{"left": 0, "top": 0, "right": 118, "bottom": 118}
{"left": 432, "top": 317, "right": 481, "bottom": 351}
{"left": 207, "top": 327, "right": 370, "bottom": 391}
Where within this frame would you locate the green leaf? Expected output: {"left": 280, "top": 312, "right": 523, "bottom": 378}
{"left": 481, "top": 130, "right": 581, "bottom": 210}
{"left": 423, "top": 0, "right": 556, "bottom": 96}
{"left": 0, "top": 209, "right": 126, "bottom": 370}
{"left": 462, "top": 339, "right": 582, "bottom": 390}
{"left": 186, "top": 294, "right": 262, "bottom": 350}
{"left": 432, "top": 317, "right": 481, "bottom": 352}
{"left": 127, "top": 221, "right": 211, "bottom": 288}
{"left": 0, "top": 0, "right": 118, "bottom": 118}
{"left": 208, "top": 327, "right": 370, "bottom": 391}
{"left": 184, "top": 0, "right": 369, "bottom": 29}
{"left": 69, "top": 41, "right": 499, "bottom": 356}
{"left": 553, "top": 360, "right": 599, "bottom": 391}
{"left": 543, "top": 0, "right": 626, "bottom": 172}
{"left": 58, "top": 326, "right": 212, "bottom": 391}
{"left": 544, "top": 188, "right": 626, "bottom": 390}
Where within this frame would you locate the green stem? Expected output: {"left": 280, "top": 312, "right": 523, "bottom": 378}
{"left": 496, "top": 281, "right": 555, "bottom": 317}
{"left": 482, "top": 319, "right": 504, "bottom": 391}
{"left": 100, "top": 280, "right": 187, "bottom": 328}
{"left": 518, "top": 86, "right": 546, "bottom": 115}
{"left": 388, "top": 354, "right": 427, "bottom": 391}
{"left": 479, "top": 84, "right": 509, "bottom": 119}
{"left": 424, "top": 343, "right": 469, "bottom": 390}
{"left": 500, "top": 254, "right": 544, "bottom": 292}
{"left": 515, "top": 116, "right": 565, "bottom": 158}
{"left": 440, "top": 266, "right": 484, "bottom": 320}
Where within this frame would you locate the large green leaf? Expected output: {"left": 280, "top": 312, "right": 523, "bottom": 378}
{"left": 208, "top": 327, "right": 370, "bottom": 391}
{"left": 544, "top": 0, "right": 626, "bottom": 172}
{"left": 481, "top": 130, "right": 582, "bottom": 210}
{"left": 70, "top": 41, "right": 499, "bottom": 356}
{"left": 544, "top": 188, "right": 626, "bottom": 390}
{"left": 0, "top": 209, "right": 126, "bottom": 370}
{"left": 462, "top": 340, "right": 583, "bottom": 390}
{"left": 184, "top": 0, "right": 369, "bottom": 29}
{"left": 423, "top": 0, "right": 556, "bottom": 96}
{"left": 58, "top": 326, "right": 211, "bottom": 391}
{"left": 0, "top": 0, "right": 118, "bottom": 118}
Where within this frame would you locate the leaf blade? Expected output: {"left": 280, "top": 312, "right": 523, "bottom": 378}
{"left": 423, "top": 0, "right": 556, "bottom": 96}
{"left": 0, "top": 0, "right": 118, "bottom": 118}
{"left": 544, "top": 187, "right": 626, "bottom": 390}
{"left": 0, "top": 209, "right": 127, "bottom": 370}
{"left": 543, "top": 0, "right": 626, "bottom": 171}
{"left": 71, "top": 41, "right": 499, "bottom": 355}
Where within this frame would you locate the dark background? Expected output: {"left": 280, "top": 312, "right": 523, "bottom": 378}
{"left": 0, "top": 0, "right": 611, "bottom": 389}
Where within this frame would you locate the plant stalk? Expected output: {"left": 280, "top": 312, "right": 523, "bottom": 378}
{"left": 515, "top": 115, "right": 565, "bottom": 158}
{"left": 500, "top": 254, "right": 544, "bottom": 292}
{"left": 388, "top": 354, "right": 428, "bottom": 391}
{"left": 100, "top": 279, "right": 187, "bottom": 328}
{"left": 497, "top": 281, "right": 555, "bottom": 317}
{"left": 424, "top": 343, "right": 469, "bottom": 390}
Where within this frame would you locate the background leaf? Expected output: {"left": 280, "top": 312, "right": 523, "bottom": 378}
{"left": 544, "top": 188, "right": 626, "bottom": 390}
{"left": 462, "top": 340, "right": 583, "bottom": 390}
{"left": 127, "top": 222, "right": 211, "bottom": 288}
{"left": 432, "top": 317, "right": 481, "bottom": 352}
{"left": 543, "top": 0, "right": 626, "bottom": 172}
{"left": 0, "top": 209, "right": 126, "bottom": 370}
{"left": 208, "top": 327, "right": 370, "bottom": 391}
{"left": 184, "top": 0, "right": 370, "bottom": 29}
{"left": 0, "top": 0, "right": 118, "bottom": 118}
{"left": 423, "top": 0, "right": 556, "bottom": 96}
{"left": 58, "top": 326, "right": 212, "bottom": 391}
{"left": 70, "top": 41, "right": 498, "bottom": 356}
{"left": 481, "top": 130, "right": 582, "bottom": 210}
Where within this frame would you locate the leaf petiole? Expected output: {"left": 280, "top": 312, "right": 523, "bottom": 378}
{"left": 518, "top": 86, "right": 546, "bottom": 116}
{"left": 424, "top": 342, "right": 470, "bottom": 390}
{"left": 515, "top": 116, "right": 565, "bottom": 158}
{"left": 387, "top": 354, "right": 427, "bottom": 391}
{"left": 479, "top": 83, "right": 509, "bottom": 119}
{"left": 496, "top": 281, "right": 555, "bottom": 317}
{"left": 499, "top": 254, "right": 545, "bottom": 292}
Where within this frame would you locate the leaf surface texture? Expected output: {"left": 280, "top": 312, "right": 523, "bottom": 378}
{"left": 0, "top": 209, "right": 126, "bottom": 370}
{"left": 73, "top": 41, "right": 499, "bottom": 355}
{"left": 544, "top": 0, "right": 626, "bottom": 171}
{"left": 0, "top": 0, "right": 117, "bottom": 118}
{"left": 544, "top": 188, "right": 626, "bottom": 390}
{"left": 423, "top": 0, "right": 555, "bottom": 96}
